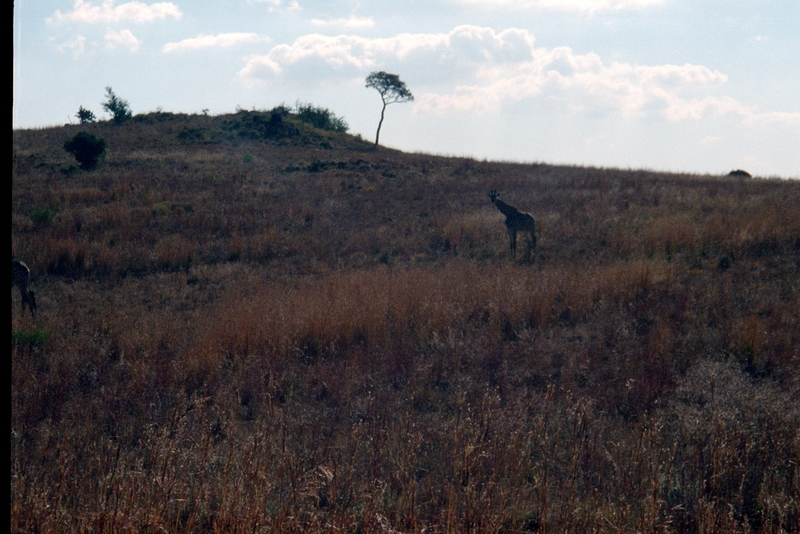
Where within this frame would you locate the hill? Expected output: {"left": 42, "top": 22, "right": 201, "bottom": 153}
{"left": 12, "top": 110, "right": 800, "bottom": 532}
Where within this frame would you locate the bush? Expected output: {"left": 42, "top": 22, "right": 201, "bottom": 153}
{"left": 64, "top": 131, "right": 107, "bottom": 170}
{"left": 102, "top": 86, "right": 132, "bottom": 124}
{"left": 76, "top": 106, "right": 96, "bottom": 123}
{"left": 223, "top": 110, "right": 298, "bottom": 140}
{"left": 30, "top": 207, "right": 57, "bottom": 225}
{"left": 268, "top": 104, "right": 292, "bottom": 117}
{"left": 295, "top": 103, "right": 349, "bottom": 133}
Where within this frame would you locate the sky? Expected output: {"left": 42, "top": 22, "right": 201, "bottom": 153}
{"left": 13, "top": 0, "right": 800, "bottom": 177}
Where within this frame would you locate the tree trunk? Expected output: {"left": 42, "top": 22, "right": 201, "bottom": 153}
{"left": 374, "top": 102, "right": 386, "bottom": 147}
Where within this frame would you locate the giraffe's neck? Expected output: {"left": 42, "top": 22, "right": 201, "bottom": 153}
{"left": 493, "top": 199, "right": 519, "bottom": 218}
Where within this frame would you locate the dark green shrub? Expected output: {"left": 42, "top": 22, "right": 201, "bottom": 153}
{"left": 268, "top": 104, "right": 292, "bottom": 117}
{"left": 30, "top": 207, "right": 57, "bottom": 225}
{"left": 308, "top": 159, "right": 327, "bottom": 172}
{"left": 295, "top": 103, "right": 349, "bottom": 133}
{"left": 76, "top": 106, "right": 96, "bottom": 123}
{"left": 64, "top": 131, "right": 107, "bottom": 170}
{"left": 177, "top": 126, "right": 216, "bottom": 143}
{"left": 223, "top": 110, "right": 298, "bottom": 140}
{"left": 132, "top": 111, "right": 189, "bottom": 124}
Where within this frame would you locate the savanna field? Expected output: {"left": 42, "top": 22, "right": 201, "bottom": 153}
{"left": 11, "top": 109, "right": 800, "bottom": 532}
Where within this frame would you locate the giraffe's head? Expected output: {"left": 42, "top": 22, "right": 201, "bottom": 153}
{"left": 488, "top": 190, "right": 499, "bottom": 204}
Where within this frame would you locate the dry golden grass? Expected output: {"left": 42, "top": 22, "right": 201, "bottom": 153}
{"left": 11, "top": 110, "right": 800, "bottom": 532}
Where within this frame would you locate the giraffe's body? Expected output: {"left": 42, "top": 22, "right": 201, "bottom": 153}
{"left": 489, "top": 190, "right": 536, "bottom": 261}
{"left": 12, "top": 260, "right": 37, "bottom": 318}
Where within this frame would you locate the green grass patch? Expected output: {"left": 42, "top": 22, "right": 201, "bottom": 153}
{"left": 12, "top": 328, "right": 51, "bottom": 349}
{"left": 30, "top": 207, "right": 57, "bottom": 225}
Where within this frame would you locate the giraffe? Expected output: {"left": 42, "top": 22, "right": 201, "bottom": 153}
{"left": 489, "top": 190, "right": 537, "bottom": 261}
{"left": 12, "top": 260, "right": 37, "bottom": 318}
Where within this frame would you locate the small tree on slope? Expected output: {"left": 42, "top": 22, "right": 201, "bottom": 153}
{"left": 102, "top": 86, "right": 132, "bottom": 124}
{"left": 365, "top": 71, "right": 414, "bottom": 148}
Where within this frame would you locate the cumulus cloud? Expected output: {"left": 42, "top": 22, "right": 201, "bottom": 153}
{"left": 238, "top": 24, "right": 798, "bottom": 125}
{"left": 238, "top": 33, "right": 383, "bottom": 79}
{"left": 254, "top": 0, "right": 301, "bottom": 14}
{"left": 48, "top": 0, "right": 182, "bottom": 24}
{"left": 310, "top": 16, "right": 375, "bottom": 29}
{"left": 454, "top": 0, "right": 665, "bottom": 12}
{"left": 238, "top": 26, "right": 535, "bottom": 81}
{"left": 163, "top": 33, "right": 270, "bottom": 53}
{"left": 57, "top": 36, "right": 87, "bottom": 59}
{"left": 105, "top": 28, "right": 140, "bottom": 51}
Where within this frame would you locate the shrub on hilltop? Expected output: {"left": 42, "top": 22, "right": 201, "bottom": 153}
{"left": 222, "top": 109, "right": 300, "bottom": 141}
{"left": 295, "top": 102, "right": 349, "bottom": 133}
{"left": 102, "top": 86, "right": 132, "bottom": 125}
{"left": 75, "top": 106, "right": 96, "bottom": 124}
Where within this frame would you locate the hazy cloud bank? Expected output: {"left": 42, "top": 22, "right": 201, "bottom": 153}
{"left": 48, "top": 0, "right": 182, "bottom": 24}
{"left": 453, "top": 0, "right": 666, "bottom": 13}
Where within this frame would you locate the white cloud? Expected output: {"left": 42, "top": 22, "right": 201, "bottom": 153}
{"left": 454, "top": 0, "right": 665, "bottom": 12}
{"left": 49, "top": 0, "right": 182, "bottom": 24}
{"left": 741, "top": 109, "right": 800, "bottom": 125}
{"left": 310, "top": 16, "right": 375, "bottom": 29}
{"left": 655, "top": 94, "right": 800, "bottom": 125}
{"left": 105, "top": 28, "right": 140, "bottom": 51}
{"left": 237, "top": 24, "right": 797, "bottom": 126}
{"left": 238, "top": 26, "right": 535, "bottom": 81}
{"left": 163, "top": 33, "right": 270, "bottom": 53}
{"left": 634, "top": 63, "right": 727, "bottom": 85}
{"left": 254, "top": 0, "right": 301, "bottom": 14}
{"left": 57, "top": 36, "right": 87, "bottom": 59}
{"left": 238, "top": 33, "right": 385, "bottom": 79}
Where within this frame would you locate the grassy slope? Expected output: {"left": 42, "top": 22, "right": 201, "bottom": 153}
{"left": 11, "top": 111, "right": 800, "bottom": 532}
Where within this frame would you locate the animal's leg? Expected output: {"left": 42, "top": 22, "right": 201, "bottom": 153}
{"left": 508, "top": 228, "right": 517, "bottom": 257}
{"left": 25, "top": 290, "right": 37, "bottom": 318}
{"left": 526, "top": 235, "right": 534, "bottom": 263}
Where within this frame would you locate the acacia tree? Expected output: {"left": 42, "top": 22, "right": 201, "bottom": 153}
{"left": 102, "top": 86, "right": 132, "bottom": 124}
{"left": 365, "top": 71, "right": 414, "bottom": 148}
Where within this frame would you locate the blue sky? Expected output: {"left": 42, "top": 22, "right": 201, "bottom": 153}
{"left": 13, "top": 0, "right": 800, "bottom": 177}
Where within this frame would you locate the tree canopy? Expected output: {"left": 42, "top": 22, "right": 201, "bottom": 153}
{"left": 102, "top": 87, "right": 132, "bottom": 125}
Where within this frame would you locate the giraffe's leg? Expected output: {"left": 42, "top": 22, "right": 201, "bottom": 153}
{"left": 524, "top": 235, "right": 532, "bottom": 263}
{"left": 508, "top": 228, "right": 517, "bottom": 257}
{"left": 526, "top": 232, "right": 536, "bottom": 263}
{"left": 25, "top": 290, "right": 36, "bottom": 318}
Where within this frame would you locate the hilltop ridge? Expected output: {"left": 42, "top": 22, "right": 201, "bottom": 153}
{"left": 14, "top": 109, "right": 782, "bottom": 278}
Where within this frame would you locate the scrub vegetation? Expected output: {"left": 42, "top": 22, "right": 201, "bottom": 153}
{"left": 11, "top": 108, "right": 800, "bottom": 532}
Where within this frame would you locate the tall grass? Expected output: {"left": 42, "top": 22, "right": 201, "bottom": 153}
{"left": 11, "top": 111, "right": 800, "bottom": 532}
